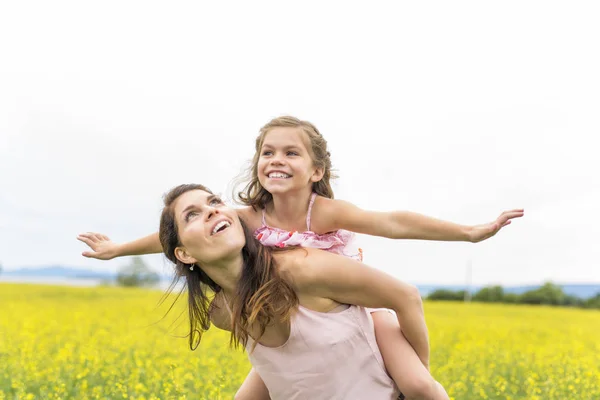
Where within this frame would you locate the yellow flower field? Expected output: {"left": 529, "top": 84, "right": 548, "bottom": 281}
{"left": 1, "top": 283, "right": 598, "bottom": 399}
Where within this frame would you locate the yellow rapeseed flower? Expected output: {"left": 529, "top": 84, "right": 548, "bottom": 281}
{"left": 1, "top": 284, "right": 598, "bottom": 399}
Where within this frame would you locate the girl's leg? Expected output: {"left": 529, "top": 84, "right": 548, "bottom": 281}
{"left": 371, "top": 311, "right": 450, "bottom": 400}
{"left": 234, "top": 368, "right": 271, "bottom": 400}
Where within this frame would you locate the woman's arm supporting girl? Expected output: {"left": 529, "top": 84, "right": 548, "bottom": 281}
{"left": 281, "top": 248, "right": 430, "bottom": 368}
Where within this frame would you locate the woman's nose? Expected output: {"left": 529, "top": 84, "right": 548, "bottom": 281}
{"left": 206, "top": 207, "right": 219, "bottom": 221}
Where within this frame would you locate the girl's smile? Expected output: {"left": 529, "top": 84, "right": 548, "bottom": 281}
{"left": 258, "top": 127, "right": 321, "bottom": 194}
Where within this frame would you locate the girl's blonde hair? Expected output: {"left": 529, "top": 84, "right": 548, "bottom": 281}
{"left": 237, "top": 116, "right": 337, "bottom": 209}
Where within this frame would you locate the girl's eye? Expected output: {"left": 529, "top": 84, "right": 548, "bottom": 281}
{"left": 287, "top": 151, "right": 298, "bottom": 156}
{"left": 262, "top": 150, "right": 273, "bottom": 156}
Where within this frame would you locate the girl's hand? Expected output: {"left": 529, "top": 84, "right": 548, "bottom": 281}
{"left": 77, "top": 232, "right": 120, "bottom": 260}
{"left": 468, "top": 209, "right": 524, "bottom": 243}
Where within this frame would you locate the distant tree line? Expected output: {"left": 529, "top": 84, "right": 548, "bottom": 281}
{"left": 116, "top": 256, "right": 160, "bottom": 288}
{"left": 427, "top": 282, "right": 600, "bottom": 310}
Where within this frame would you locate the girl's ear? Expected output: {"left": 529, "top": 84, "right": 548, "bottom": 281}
{"left": 174, "top": 246, "right": 197, "bottom": 265}
{"left": 311, "top": 167, "right": 325, "bottom": 183}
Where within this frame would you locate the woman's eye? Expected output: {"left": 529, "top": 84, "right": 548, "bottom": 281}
{"left": 210, "top": 198, "right": 223, "bottom": 206}
{"left": 185, "top": 211, "right": 198, "bottom": 222}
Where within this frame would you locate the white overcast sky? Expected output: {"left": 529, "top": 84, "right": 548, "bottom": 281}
{"left": 1, "top": 1, "right": 598, "bottom": 286}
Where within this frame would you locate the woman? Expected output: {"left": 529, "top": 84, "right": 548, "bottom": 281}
{"left": 159, "top": 183, "right": 441, "bottom": 399}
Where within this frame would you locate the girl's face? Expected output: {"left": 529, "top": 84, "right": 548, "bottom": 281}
{"left": 257, "top": 127, "right": 323, "bottom": 196}
{"left": 172, "top": 189, "right": 245, "bottom": 266}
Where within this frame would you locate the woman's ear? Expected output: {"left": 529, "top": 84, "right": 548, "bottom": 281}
{"left": 174, "top": 246, "right": 197, "bottom": 265}
{"left": 311, "top": 167, "right": 325, "bottom": 183}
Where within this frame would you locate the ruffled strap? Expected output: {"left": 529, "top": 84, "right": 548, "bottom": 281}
{"left": 306, "top": 193, "right": 317, "bottom": 231}
{"left": 261, "top": 207, "right": 267, "bottom": 227}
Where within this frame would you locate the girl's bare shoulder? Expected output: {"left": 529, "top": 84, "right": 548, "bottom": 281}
{"left": 236, "top": 206, "right": 262, "bottom": 232}
{"left": 308, "top": 196, "right": 345, "bottom": 233}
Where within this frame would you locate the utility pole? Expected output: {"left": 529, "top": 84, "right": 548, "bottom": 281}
{"left": 464, "top": 259, "right": 472, "bottom": 303}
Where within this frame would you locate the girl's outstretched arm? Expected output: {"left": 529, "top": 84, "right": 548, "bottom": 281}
{"left": 320, "top": 197, "right": 524, "bottom": 243}
{"left": 77, "top": 232, "right": 162, "bottom": 260}
{"left": 287, "top": 248, "right": 430, "bottom": 368}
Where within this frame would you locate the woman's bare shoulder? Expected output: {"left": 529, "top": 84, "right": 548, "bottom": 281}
{"left": 209, "top": 294, "right": 232, "bottom": 332}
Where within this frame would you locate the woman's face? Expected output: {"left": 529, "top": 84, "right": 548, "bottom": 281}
{"left": 172, "top": 189, "right": 245, "bottom": 266}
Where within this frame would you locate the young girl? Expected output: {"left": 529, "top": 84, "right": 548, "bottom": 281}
{"left": 78, "top": 116, "right": 523, "bottom": 399}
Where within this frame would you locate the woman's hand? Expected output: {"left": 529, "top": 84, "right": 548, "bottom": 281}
{"left": 77, "top": 232, "right": 120, "bottom": 260}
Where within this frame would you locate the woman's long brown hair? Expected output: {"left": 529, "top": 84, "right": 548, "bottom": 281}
{"left": 159, "top": 183, "right": 298, "bottom": 351}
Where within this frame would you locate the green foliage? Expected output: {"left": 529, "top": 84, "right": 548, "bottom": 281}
{"left": 472, "top": 285, "right": 504, "bottom": 303}
{"left": 503, "top": 293, "right": 520, "bottom": 303}
{"left": 428, "top": 289, "right": 466, "bottom": 301}
{"left": 427, "top": 282, "right": 599, "bottom": 310}
{"left": 519, "top": 282, "right": 565, "bottom": 305}
{"left": 563, "top": 295, "right": 585, "bottom": 307}
{"left": 584, "top": 293, "right": 600, "bottom": 309}
{"left": 116, "top": 256, "right": 160, "bottom": 288}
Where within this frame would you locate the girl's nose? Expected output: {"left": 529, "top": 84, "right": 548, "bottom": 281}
{"left": 270, "top": 155, "right": 285, "bottom": 165}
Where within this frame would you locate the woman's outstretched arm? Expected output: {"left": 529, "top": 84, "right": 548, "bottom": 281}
{"left": 77, "top": 232, "right": 162, "bottom": 260}
{"left": 77, "top": 208, "right": 257, "bottom": 260}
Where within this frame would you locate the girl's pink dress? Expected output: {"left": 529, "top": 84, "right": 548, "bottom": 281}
{"left": 253, "top": 193, "right": 363, "bottom": 261}
{"left": 254, "top": 193, "right": 392, "bottom": 317}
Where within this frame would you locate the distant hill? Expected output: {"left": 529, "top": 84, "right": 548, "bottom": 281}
{"left": 3, "top": 265, "right": 599, "bottom": 299}
{"left": 2, "top": 266, "right": 116, "bottom": 280}
{"left": 2, "top": 265, "right": 174, "bottom": 282}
